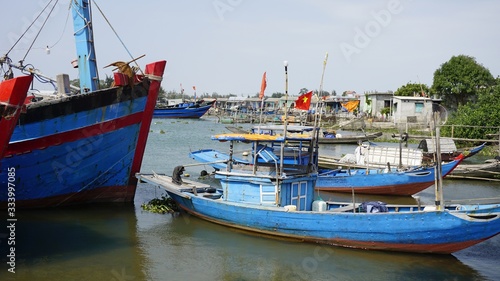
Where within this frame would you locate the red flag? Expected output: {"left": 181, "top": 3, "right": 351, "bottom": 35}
{"left": 259, "top": 72, "right": 267, "bottom": 99}
{"left": 295, "top": 91, "right": 312, "bottom": 110}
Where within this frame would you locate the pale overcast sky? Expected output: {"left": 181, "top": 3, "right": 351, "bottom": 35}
{"left": 1, "top": 1, "right": 499, "bottom": 97}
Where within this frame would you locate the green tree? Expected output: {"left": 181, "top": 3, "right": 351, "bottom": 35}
{"left": 380, "top": 107, "right": 391, "bottom": 117}
{"left": 99, "top": 74, "right": 114, "bottom": 88}
{"left": 299, "top": 88, "right": 309, "bottom": 94}
{"left": 431, "top": 55, "right": 495, "bottom": 111}
{"left": 395, "top": 82, "right": 429, "bottom": 97}
{"left": 314, "top": 89, "right": 329, "bottom": 97}
{"left": 442, "top": 85, "right": 500, "bottom": 139}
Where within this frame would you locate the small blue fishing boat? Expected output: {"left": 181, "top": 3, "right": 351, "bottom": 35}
{"left": 137, "top": 124, "right": 500, "bottom": 254}
{"left": 315, "top": 155, "right": 462, "bottom": 196}
{"left": 189, "top": 143, "right": 463, "bottom": 196}
{"left": 153, "top": 100, "right": 214, "bottom": 118}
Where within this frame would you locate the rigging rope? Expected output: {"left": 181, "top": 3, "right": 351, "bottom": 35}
{"left": 5, "top": 0, "right": 56, "bottom": 57}
{"left": 47, "top": 1, "right": 72, "bottom": 50}
{"left": 91, "top": 0, "right": 144, "bottom": 75}
{"left": 21, "top": 0, "right": 60, "bottom": 64}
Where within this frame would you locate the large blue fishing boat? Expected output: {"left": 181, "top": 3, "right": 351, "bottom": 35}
{"left": 0, "top": 0, "right": 166, "bottom": 208}
{"left": 137, "top": 124, "right": 500, "bottom": 254}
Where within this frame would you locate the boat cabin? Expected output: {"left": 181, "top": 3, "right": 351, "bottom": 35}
{"left": 212, "top": 125, "right": 319, "bottom": 211}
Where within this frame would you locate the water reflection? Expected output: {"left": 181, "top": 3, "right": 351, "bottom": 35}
{"left": 0, "top": 205, "right": 145, "bottom": 281}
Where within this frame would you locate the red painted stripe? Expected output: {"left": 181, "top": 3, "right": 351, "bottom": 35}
{"left": 4, "top": 111, "right": 143, "bottom": 157}
{"left": 1, "top": 76, "right": 33, "bottom": 159}
{"left": 129, "top": 61, "right": 167, "bottom": 181}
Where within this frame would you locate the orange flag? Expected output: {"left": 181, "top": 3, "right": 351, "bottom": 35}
{"left": 295, "top": 91, "right": 312, "bottom": 110}
{"left": 259, "top": 72, "right": 267, "bottom": 99}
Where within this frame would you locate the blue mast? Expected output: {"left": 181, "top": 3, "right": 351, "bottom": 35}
{"left": 72, "top": 0, "right": 99, "bottom": 93}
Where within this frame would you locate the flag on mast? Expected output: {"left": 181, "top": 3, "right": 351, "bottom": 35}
{"left": 259, "top": 72, "right": 267, "bottom": 100}
{"left": 295, "top": 91, "right": 312, "bottom": 111}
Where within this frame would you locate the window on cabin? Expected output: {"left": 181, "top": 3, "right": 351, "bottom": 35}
{"left": 415, "top": 102, "right": 424, "bottom": 113}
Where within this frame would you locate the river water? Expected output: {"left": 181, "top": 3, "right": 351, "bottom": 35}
{"left": 1, "top": 118, "right": 499, "bottom": 281}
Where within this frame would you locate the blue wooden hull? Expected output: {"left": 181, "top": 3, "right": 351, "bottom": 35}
{"left": 138, "top": 173, "right": 500, "bottom": 254}
{"left": 153, "top": 102, "right": 213, "bottom": 118}
{"left": 190, "top": 148, "right": 311, "bottom": 169}
{"left": 316, "top": 158, "right": 461, "bottom": 196}
{"left": 0, "top": 61, "right": 166, "bottom": 208}
{"left": 189, "top": 149, "right": 461, "bottom": 196}
{"left": 138, "top": 124, "right": 500, "bottom": 254}
{"left": 173, "top": 192, "right": 500, "bottom": 253}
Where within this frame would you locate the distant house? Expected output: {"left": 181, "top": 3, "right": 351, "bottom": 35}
{"left": 264, "top": 97, "right": 280, "bottom": 111}
{"left": 214, "top": 98, "right": 228, "bottom": 111}
{"left": 226, "top": 96, "right": 247, "bottom": 112}
{"left": 324, "top": 95, "right": 360, "bottom": 114}
{"left": 360, "top": 91, "right": 393, "bottom": 118}
{"left": 392, "top": 96, "right": 441, "bottom": 125}
{"left": 246, "top": 98, "right": 262, "bottom": 111}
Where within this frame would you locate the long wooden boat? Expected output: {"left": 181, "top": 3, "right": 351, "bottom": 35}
{"left": 138, "top": 124, "right": 500, "bottom": 254}
{"left": 153, "top": 100, "right": 214, "bottom": 118}
{"left": 0, "top": 1, "right": 166, "bottom": 208}
{"left": 318, "top": 141, "right": 486, "bottom": 171}
{"left": 448, "top": 157, "right": 500, "bottom": 181}
{"left": 0, "top": 75, "right": 32, "bottom": 159}
{"left": 318, "top": 131, "right": 383, "bottom": 144}
{"left": 418, "top": 138, "right": 486, "bottom": 162}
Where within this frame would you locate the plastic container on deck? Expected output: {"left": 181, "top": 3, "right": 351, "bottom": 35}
{"left": 312, "top": 200, "right": 327, "bottom": 212}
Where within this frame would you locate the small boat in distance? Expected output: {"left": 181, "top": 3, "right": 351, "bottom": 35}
{"left": 153, "top": 99, "right": 215, "bottom": 118}
{"left": 418, "top": 138, "right": 486, "bottom": 162}
{"left": 318, "top": 131, "right": 382, "bottom": 144}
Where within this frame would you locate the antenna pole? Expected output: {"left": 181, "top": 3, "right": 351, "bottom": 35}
{"left": 280, "top": 61, "right": 289, "bottom": 176}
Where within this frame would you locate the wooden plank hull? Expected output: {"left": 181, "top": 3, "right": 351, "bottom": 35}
{"left": 0, "top": 61, "right": 166, "bottom": 208}
{"left": 137, "top": 173, "right": 500, "bottom": 254}
{"left": 315, "top": 158, "right": 462, "bottom": 195}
